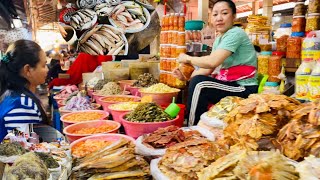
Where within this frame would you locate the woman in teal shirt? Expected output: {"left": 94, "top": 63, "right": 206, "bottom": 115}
{"left": 173, "top": 0, "right": 258, "bottom": 126}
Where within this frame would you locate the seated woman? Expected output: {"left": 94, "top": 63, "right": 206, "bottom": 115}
{"left": 0, "top": 40, "right": 49, "bottom": 141}
{"left": 173, "top": 0, "right": 258, "bottom": 126}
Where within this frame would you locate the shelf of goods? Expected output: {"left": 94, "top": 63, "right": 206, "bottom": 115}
{"left": 159, "top": 13, "right": 187, "bottom": 88}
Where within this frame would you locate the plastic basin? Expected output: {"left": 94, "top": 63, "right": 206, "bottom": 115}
{"left": 99, "top": 95, "right": 141, "bottom": 113}
{"left": 185, "top": 20, "right": 205, "bottom": 30}
{"left": 60, "top": 110, "right": 109, "bottom": 128}
{"left": 120, "top": 112, "right": 179, "bottom": 138}
{"left": 138, "top": 89, "right": 180, "bottom": 106}
{"left": 128, "top": 86, "right": 141, "bottom": 97}
{"left": 109, "top": 108, "right": 131, "bottom": 123}
{"left": 63, "top": 120, "right": 121, "bottom": 143}
{"left": 92, "top": 91, "right": 131, "bottom": 104}
{"left": 118, "top": 80, "right": 137, "bottom": 91}
{"left": 70, "top": 133, "right": 135, "bottom": 158}
{"left": 161, "top": 103, "right": 186, "bottom": 127}
{"left": 59, "top": 103, "right": 101, "bottom": 117}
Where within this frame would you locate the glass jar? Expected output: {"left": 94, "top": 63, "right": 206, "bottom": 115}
{"left": 292, "top": 16, "right": 306, "bottom": 32}
{"left": 276, "top": 35, "right": 289, "bottom": 52}
{"left": 258, "top": 51, "right": 272, "bottom": 75}
{"left": 168, "top": 13, "right": 174, "bottom": 30}
{"left": 176, "top": 46, "right": 187, "bottom": 57}
{"left": 172, "top": 31, "right": 178, "bottom": 45}
{"left": 178, "top": 13, "right": 185, "bottom": 31}
{"left": 178, "top": 32, "right": 186, "bottom": 46}
{"left": 286, "top": 32, "right": 304, "bottom": 59}
{"left": 173, "top": 13, "right": 179, "bottom": 31}
{"left": 160, "top": 31, "right": 168, "bottom": 44}
{"left": 308, "top": 0, "right": 320, "bottom": 13}
{"left": 163, "top": 14, "right": 169, "bottom": 31}
{"left": 171, "top": 59, "right": 178, "bottom": 71}
{"left": 306, "top": 13, "right": 320, "bottom": 32}
{"left": 186, "top": 30, "right": 192, "bottom": 42}
{"left": 170, "top": 45, "right": 177, "bottom": 58}
{"left": 167, "top": 31, "right": 173, "bottom": 44}
{"left": 293, "top": 2, "right": 306, "bottom": 16}
{"left": 268, "top": 51, "right": 285, "bottom": 82}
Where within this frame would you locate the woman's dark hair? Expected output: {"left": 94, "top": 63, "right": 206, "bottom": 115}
{"left": 213, "top": 0, "right": 237, "bottom": 15}
{"left": 0, "top": 40, "right": 48, "bottom": 123}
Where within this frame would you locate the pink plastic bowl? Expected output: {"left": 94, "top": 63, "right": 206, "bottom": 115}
{"left": 108, "top": 108, "right": 131, "bottom": 123}
{"left": 70, "top": 133, "right": 135, "bottom": 158}
{"left": 57, "top": 100, "right": 66, "bottom": 108}
{"left": 63, "top": 120, "right": 121, "bottom": 143}
{"left": 120, "top": 112, "right": 179, "bottom": 138}
{"left": 60, "top": 110, "right": 109, "bottom": 128}
{"left": 99, "top": 95, "right": 141, "bottom": 113}
{"left": 59, "top": 103, "right": 101, "bottom": 117}
{"left": 92, "top": 91, "right": 131, "bottom": 104}
{"left": 129, "top": 86, "right": 141, "bottom": 97}
{"left": 118, "top": 80, "right": 137, "bottom": 90}
{"left": 138, "top": 89, "right": 180, "bottom": 106}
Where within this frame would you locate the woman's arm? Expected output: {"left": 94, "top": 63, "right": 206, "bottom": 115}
{"left": 178, "top": 49, "right": 232, "bottom": 69}
{"left": 190, "top": 68, "right": 213, "bottom": 78}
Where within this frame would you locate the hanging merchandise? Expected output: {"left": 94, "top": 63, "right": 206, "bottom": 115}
{"left": 258, "top": 51, "right": 272, "bottom": 75}
{"left": 308, "top": 58, "right": 320, "bottom": 101}
{"left": 296, "top": 58, "right": 314, "bottom": 100}
{"left": 305, "top": 13, "right": 320, "bottom": 33}
{"left": 287, "top": 32, "right": 304, "bottom": 59}
{"left": 292, "top": 16, "right": 306, "bottom": 33}
{"left": 268, "top": 51, "right": 285, "bottom": 82}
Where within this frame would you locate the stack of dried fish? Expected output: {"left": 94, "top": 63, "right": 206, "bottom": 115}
{"left": 159, "top": 138, "right": 228, "bottom": 180}
{"left": 198, "top": 151, "right": 299, "bottom": 180}
{"left": 277, "top": 100, "right": 320, "bottom": 160}
{"left": 78, "top": 24, "right": 127, "bottom": 55}
{"left": 125, "top": 103, "right": 172, "bottom": 122}
{"left": 132, "top": 73, "right": 158, "bottom": 87}
{"left": 207, "top": 96, "right": 243, "bottom": 119}
{"left": 110, "top": 1, "right": 149, "bottom": 32}
{"left": 70, "top": 9, "right": 98, "bottom": 31}
{"left": 221, "top": 94, "right": 300, "bottom": 152}
{"left": 71, "top": 138, "right": 150, "bottom": 180}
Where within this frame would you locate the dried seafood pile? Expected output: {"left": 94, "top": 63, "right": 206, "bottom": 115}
{"left": 70, "top": 9, "right": 98, "bottom": 31}
{"left": 207, "top": 96, "right": 243, "bottom": 119}
{"left": 132, "top": 73, "right": 158, "bottom": 87}
{"left": 0, "top": 142, "right": 28, "bottom": 156}
{"left": 159, "top": 138, "right": 228, "bottom": 180}
{"left": 142, "top": 125, "right": 204, "bottom": 148}
{"left": 79, "top": 24, "right": 127, "bottom": 55}
{"left": 71, "top": 138, "right": 150, "bottom": 180}
{"left": 222, "top": 94, "right": 300, "bottom": 152}
{"left": 198, "top": 151, "right": 299, "bottom": 180}
{"left": 125, "top": 103, "right": 172, "bottom": 122}
{"left": 97, "top": 82, "right": 122, "bottom": 95}
{"left": 277, "top": 100, "right": 320, "bottom": 160}
{"left": 93, "top": 79, "right": 109, "bottom": 90}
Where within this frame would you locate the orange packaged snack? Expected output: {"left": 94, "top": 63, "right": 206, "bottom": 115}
{"left": 179, "top": 63, "right": 195, "bottom": 79}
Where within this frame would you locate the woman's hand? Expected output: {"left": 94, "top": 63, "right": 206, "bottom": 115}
{"left": 177, "top": 53, "right": 191, "bottom": 64}
{"left": 172, "top": 67, "right": 187, "bottom": 81}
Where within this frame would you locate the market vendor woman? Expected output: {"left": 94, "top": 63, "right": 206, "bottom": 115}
{"left": 173, "top": 0, "right": 258, "bottom": 126}
{"left": 0, "top": 40, "right": 48, "bottom": 141}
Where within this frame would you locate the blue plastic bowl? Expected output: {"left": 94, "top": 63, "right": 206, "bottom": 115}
{"left": 185, "top": 20, "right": 205, "bottom": 30}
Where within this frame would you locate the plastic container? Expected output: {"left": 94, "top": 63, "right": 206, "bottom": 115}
{"left": 308, "top": 0, "right": 320, "bottom": 13}
{"left": 308, "top": 59, "right": 320, "bottom": 101}
{"left": 302, "top": 35, "right": 320, "bottom": 61}
{"left": 275, "top": 23, "right": 292, "bottom": 39}
{"left": 292, "top": 16, "right": 306, "bottom": 32}
{"left": 162, "top": 14, "right": 169, "bottom": 31}
{"left": 172, "top": 31, "right": 178, "bottom": 45}
{"left": 168, "top": 13, "right": 174, "bottom": 30}
{"left": 258, "top": 51, "right": 272, "bottom": 75}
{"left": 259, "top": 44, "right": 272, "bottom": 51}
{"left": 167, "top": 31, "right": 173, "bottom": 44}
{"left": 176, "top": 46, "right": 187, "bottom": 57}
{"left": 118, "top": 80, "right": 137, "bottom": 91}
{"left": 63, "top": 120, "right": 121, "bottom": 143}
{"left": 286, "top": 32, "right": 304, "bottom": 59}
{"left": 268, "top": 51, "right": 285, "bottom": 82}
{"left": 276, "top": 35, "right": 289, "bottom": 52}
{"left": 185, "top": 20, "right": 205, "bottom": 30}
{"left": 306, "top": 13, "right": 320, "bottom": 32}
{"left": 296, "top": 58, "right": 314, "bottom": 100}
{"left": 99, "top": 95, "right": 140, "bottom": 112}
{"left": 128, "top": 86, "right": 141, "bottom": 97}
{"left": 120, "top": 112, "right": 179, "bottom": 138}
{"left": 170, "top": 45, "right": 177, "bottom": 58}
{"left": 138, "top": 89, "right": 180, "bottom": 106}
{"left": 293, "top": 2, "right": 306, "bottom": 16}
{"left": 177, "top": 32, "right": 186, "bottom": 46}
{"left": 262, "top": 82, "right": 280, "bottom": 94}
{"left": 178, "top": 13, "right": 185, "bottom": 31}
{"left": 179, "top": 63, "right": 195, "bottom": 79}
{"left": 60, "top": 110, "right": 109, "bottom": 128}
{"left": 171, "top": 59, "right": 178, "bottom": 71}
{"left": 173, "top": 13, "right": 179, "bottom": 31}
{"left": 70, "top": 133, "right": 135, "bottom": 158}
{"left": 160, "top": 31, "right": 168, "bottom": 44}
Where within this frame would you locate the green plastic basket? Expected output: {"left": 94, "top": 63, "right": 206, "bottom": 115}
{"left": 185, "top": 20, "right": 205, "bottom": 30}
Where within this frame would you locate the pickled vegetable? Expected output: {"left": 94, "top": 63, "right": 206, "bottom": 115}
{"left": 306, "top": 13, "right": 320, "bottom": 32}
{"left": 125, "top": 103, "right": 173, "bottom": 122}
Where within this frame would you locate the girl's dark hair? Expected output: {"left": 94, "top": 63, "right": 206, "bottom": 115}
{"left": 213, "top": 0, "right": 237, "bottom": 15}
{"left": 0, "top": 40, "right": 48, "bottom": 123}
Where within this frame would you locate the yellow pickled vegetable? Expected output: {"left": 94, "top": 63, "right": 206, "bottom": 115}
{"left": 108, "top": 102, "right": 140, "bottom": 111}
{"left": 140, "top": 83, "right": 179, "bottom": 93}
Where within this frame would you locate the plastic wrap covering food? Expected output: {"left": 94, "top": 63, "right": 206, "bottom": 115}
{"left": 140, "top": 83, "right": 179, "bottom": 93}
{"left": 308, "top": 0, "right": 320, "bottom": 13}
{"left": 306, "top": 14, "right": 320, "bottom": 32}
{"left": 245, "top": 15, "right": 271, "bottom": 33}
{"left": 132, "top": 73, "right": 158, "bottom": 87}
{"left": 97, "top": 82, "right": 122, "bottom": 95}
{"left": 125, "top": 103, "right": 172, "bottom": 122}
{"left": 63, "top": 93, "right": 93, "bottom": 111}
